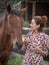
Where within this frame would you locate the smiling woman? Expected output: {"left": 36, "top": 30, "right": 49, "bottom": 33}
{"left": 22, "top": 16, "right": 49, "bottom": 65}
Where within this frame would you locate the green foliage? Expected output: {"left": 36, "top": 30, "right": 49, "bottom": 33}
{"left": 7, "top": 53, "right": 23, "bottom": 65}
{"left": 7, "top": 0, "right": 25, "bottom": 6}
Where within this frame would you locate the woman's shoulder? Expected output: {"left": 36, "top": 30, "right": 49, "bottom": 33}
{"left": 40, "top": 32, "right": 49, "bottom": 39}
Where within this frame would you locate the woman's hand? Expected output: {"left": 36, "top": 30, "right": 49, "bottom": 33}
{"left": 32, "top": 44, "right": 39, "bottom": 51}
{"left": 32, "top": 44, "right": 47, "bottom": 56}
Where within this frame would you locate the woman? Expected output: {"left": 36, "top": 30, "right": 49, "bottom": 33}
{"left": 22, "top": 16, "right": 49, "bottom": 65}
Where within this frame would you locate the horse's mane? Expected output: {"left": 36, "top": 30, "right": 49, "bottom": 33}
{"left": 0, "top": 13, "right": 11, "bottom": 53}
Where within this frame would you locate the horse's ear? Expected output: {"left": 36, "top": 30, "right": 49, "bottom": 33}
{"left": 6, "top": 4, "right": 11, "bottom": 14}
{"left": 20, "top": 8, "right": 27, "bottom": 13}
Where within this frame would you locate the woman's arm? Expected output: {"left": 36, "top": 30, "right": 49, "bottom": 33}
{"left": 36, "top": 35, "right": 49, "bottom": 56}
{"left": 36, "top": 47, "right": 47, "bottom": 56}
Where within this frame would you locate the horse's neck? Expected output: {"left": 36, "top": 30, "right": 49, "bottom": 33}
{"left": 0, "top": 13, "right": 11, "bottom": 47}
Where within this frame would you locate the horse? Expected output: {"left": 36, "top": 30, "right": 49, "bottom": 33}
{"left": 0, "top": 11, "right": 13, "bottom": 65}
{"left": 0, "top": 4, "right": 26, "bottom": 65}
{"left": 7, "top": 4, "right": 26, "bottom": 49}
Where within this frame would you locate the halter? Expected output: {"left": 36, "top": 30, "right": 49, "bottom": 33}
{"left": 11, "top": 9, "right": 22, "bottom": 17}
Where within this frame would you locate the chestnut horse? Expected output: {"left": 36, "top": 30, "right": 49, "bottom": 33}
{"left": 0, "top": 5, "right": 26, "bottom": 65}
{"left": 7, "top": 4, "right": 26, "bottom": 48}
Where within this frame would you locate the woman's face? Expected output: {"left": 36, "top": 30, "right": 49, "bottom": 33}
{"left": 30, "top": 19, "right": 40, "bottom": 31}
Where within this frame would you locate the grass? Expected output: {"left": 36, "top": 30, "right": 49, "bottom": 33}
{"left": 44, "top": 61, "right": 49, "bottom": 65}
{"left": 8, "top": 52, "right": 49, "bottom": 65}
{"left": 7, "top": 52, "right": 23, "bottom": 65}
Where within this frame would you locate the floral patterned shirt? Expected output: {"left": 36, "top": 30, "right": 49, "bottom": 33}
{"left": 22, "top": 30, "right": 49, "bottom": 65}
